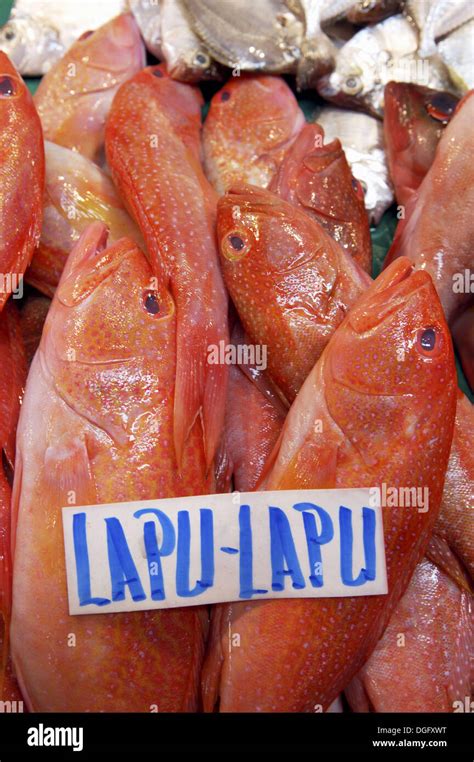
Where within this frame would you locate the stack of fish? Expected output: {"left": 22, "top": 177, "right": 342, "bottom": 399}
{"left": 0, "top": 5, "right": 472, "bottom": 713}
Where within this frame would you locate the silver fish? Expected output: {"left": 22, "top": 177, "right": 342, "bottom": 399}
{"left": 317, "top": 14, "right": 455, "bottom": 116}
{"left": 182, "top": 0, "right": 304, "bottom": 72}
{"left": 405, "top": 0, "right": 474, "bottom": 57}
{"left": 315, "top": 105, "right": 394, "bottom": 224}
{"left": 437, "top": 18, "right": 474, "bottom": 92}
{"left": 297, "top": 0, "right": 349, "bottom": 88}
{"left": 129, "top": 0, "right": 163, "bottom": 58}
{"left": 0, "top": 0, "right": 127, "bottom": 75}
{"left": 161, "top": 0, "right": 222, "bottom": 81}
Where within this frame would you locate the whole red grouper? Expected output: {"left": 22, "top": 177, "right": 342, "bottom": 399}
{"left": 202, "top": 258, "right": 457, "bottom": 712}
{"left": 383, "top": 82, "right": 459, "bottom": 207}
{"left": 202, "top": 75, "right": 305, "bottom": 194}
{"left": 105, "top": 64, "right": 228, "bottom": 467}
{"left": 34, "top": 14, "right": 145, "bottom": 163}
{"left": 345, "top": 536, "right": 472, "bottom": 712}
{"left": 27, "top": 141, "right": 143, "bottom": 298}
{"left": 0, "top": 53, "right": 44, "bottom": 312}
{"left": 11, "top": 223, "right": 212, "bottom": 712}
{"left": 217, "top": 184, "right": 370, "bottom": 402}
{"left": 0, "top": 304, "right": 26, "bottom": 696}
{"left": 384, "top": 90, "right": 474, "bottom": 324}
{"left": 270, "top": 122, "right": 372, "bottom": 273}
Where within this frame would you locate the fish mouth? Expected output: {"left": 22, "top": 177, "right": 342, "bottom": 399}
{"left": 348, "top": 258, "right": 434, "bottom": 334}
{"left": 57, "top": 223, "right": 138, "bottom": 307}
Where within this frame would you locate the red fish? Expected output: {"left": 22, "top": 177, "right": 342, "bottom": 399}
{"left": 435, "top": 391, "right": 474, "bottom": 580}
{"left": 0, "top": 304, "right": 26, "bottom": 697}
{"left": 202, "top": 258, "right": 457, "bottom": 712}
{"left": 202, "top": 75, "right": 305, "bottom": 194}
{"left": 34, "top": 14, "right": 145, "bottom": 163}
{"left": 27, "top": 141, "right": 143, "bottom": 298}
{"left": 345, "top": 537, "right": 472, "bottom": 712}
{"left": 270, "top": 122, "right": 372, "bottom": 273}
{"left": 105, "top": 64, "right": 228, "bottom": 467}
{"left": 384, "top": 82, "right": 459, "bottom": 207}
{"left": 0, "top": 53, "right": 44, "bottom": 312}
{"left": 217, "top": 184, "right": 370, "bottom": 402}
{"left": 384, "top": 90, "right": 474, "bottom": 324}
{"left": 11, "top": 223, "right": 212, "bottom": 712}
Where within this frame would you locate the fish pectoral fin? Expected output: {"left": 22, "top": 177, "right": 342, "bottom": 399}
{"left": 43, "top": 433, "right": 98, "bottom": 509}
{"left": 174, "top": 318, "right": 228, "bottom": 471}
{"left": 264, "top": 430, "right": 341, "bottom": 491}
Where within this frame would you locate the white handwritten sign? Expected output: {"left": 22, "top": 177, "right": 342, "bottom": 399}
{"left": 62, "top": 488, "right": 387, "bottom": 615}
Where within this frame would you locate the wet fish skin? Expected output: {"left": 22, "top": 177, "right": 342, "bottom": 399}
{"left": 217, "top": 184, "right": 370, "bottom": 402}
{"left": 27, "top": 141, "right": 144, "bottom": 299}
{"left": 435, "top": 391, "right": 474, "bottom": 580}
{"left": 34, "top": 14, "right": 145, "bottom": 163}
{"left": 202, "top": 75, "right": 305, "bottom": 195}
{"left": 203, "top": 258, "right": 457, "bottom": 712}
{"left": 383, "top": 81, "right": 459, "bottom": 206}
{"left": 316, "top": 106, "right": 393, "bottom": 224}
{"left": 270, "top": 122, "right": 372, "bottom": 273}
{"left": 0, "top": 303, "right": 27, "bottom": 696}
{"left": 0, "top": 0, "right": 127, "bottom": 76}
{"left": 161, "top": 0, "right": 223, "bottom": 82}
{"left": 11, "top": 223, "right": 211, "bottom": 712}
{"left": 183, "top": 0, "right": 303, "bottom": 72}
{"left": 105, "top": 64, "right": 228, "bottom": 468}
{"left": 385, "top": 90, "right": 474, "bottom": 324}
{"left": 0, "top": 52, "right": 44, "bottom": 312}
{"left": 317, "top": 14, "right": 454, "bottom": 118}
{"left": 346, "top": 537, "right": 472, "bottom": 712}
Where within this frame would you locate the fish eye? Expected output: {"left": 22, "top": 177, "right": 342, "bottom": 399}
{"left": 0, "top": 75, "right": 19, "bottom": 98}
{"left": 221, "top": 90, "right": 231, "bottom": 102}
{"left": 222, "top": 230, "right": 251, "bottom": 261}
{"left": 143, "top": 291, "right": 160, "bottom": 315}
{"left": 416, "top": 326, "right": 442, "bottom": 357}
{"left": 426, "top": 92, "right": 458, "bottom": 123}
{"left": 194, "top": 51, "right": 210, "bottom": 67}
{"left": 4, "top": 27, "right": 15, "bottom": 41}
{"left": 153, "top": 68, "right": 164, "bottom": 78}
{"left": 343, "top": 75, "right": 362, "bottom": 95}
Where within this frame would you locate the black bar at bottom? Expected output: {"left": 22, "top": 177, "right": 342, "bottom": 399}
{"left": 0, "top": 712, "right": 471, "bottom": 758}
